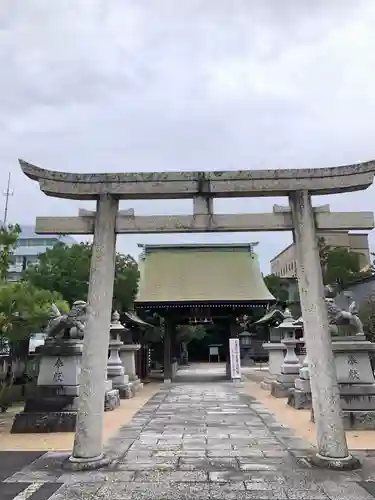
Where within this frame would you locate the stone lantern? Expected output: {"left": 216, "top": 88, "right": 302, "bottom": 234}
{"left": 271, "top": 308, "right": 301, "bottom": 398}
{"left": 119, "top": 317, "right": 143, "bottom": 397}
{"left": 107, "top": 311, "right": 129, "bottom": 399}
{"left": 238, "top": 331, "right": 255, "bottom": 366}
{"left": 121, "top": 324, "right": 134, "bottom": 345}
{"left": 287, "top": 317, "right": 312, "bottom": 409}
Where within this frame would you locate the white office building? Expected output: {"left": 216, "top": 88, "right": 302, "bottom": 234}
{"left": 7, "top": 225, "right": 76, "bottom": 281}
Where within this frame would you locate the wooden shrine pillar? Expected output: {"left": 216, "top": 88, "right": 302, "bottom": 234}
{"left": 163, "top": 317, "right": 173, "bottom": 382}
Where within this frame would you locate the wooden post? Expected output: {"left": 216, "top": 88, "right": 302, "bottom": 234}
{"left": 163, "top": 318, "right": 172, "bottom": 381}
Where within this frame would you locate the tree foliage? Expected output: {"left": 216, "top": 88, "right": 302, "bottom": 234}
{"left": 112, "top": 253, "right": 141, "bottom": 313}
{"left": 323, "top": 247, "right": 370, "bottom": 286}
{"left": 137, "top": 313, "right": 208, "bottom": 346}
{"left": 317, "top": 236, "right": 330, "bottom": 271}
{"left": 263, "top": 274, "right": 289, "bottom": 303}
{"left": 0, "top": 224, "right": 21, "bottom": 281}
{"left": 0, "top": 281, "right": 69, "bottom": 345}
{"left": 176, "top": 324, "right": 207, "bottom": 344}
{"left": 139, "top": 313, "right": 164, "bottom": 343}
{"left": 23, "top": 242, "right": 140, "bottom": 311}
{"left": 317, "top": 236, "right": 372, "bottom": 286}
{"left": 359, "top": 290, "right": 375, "bottom": 343}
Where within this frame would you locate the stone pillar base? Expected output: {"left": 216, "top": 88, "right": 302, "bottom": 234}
{"left": 271, "top": 374, "right": 297, "bottom": 398}
{"left": 110, "top": 374, "right": 130, "bottom": 400}
{"left": 118, "top": 379, "right": 144, "bottom": 399}
{"left": 117, "top": 386, "right": 132, "bottom": 399}
{"left": 295, "top": 377, "right": 311, "bottom": 392}
{"left": 308, "top": 453, "right": 360, "bottom": 471}
{"left": 63, "top": 454, "right": 113, "bottom": 471}
{"left": 110, "top": 374, "right": 129, "bottom": 389}
{"left": 287, "top": 388, "right": 312, "bottom": 409}
{"left": 271, "top": 381, "right": 292, "bottom": 398}
{"left": 104, "top": 389, "right": 120, "bottom": 411}
{"left": 260, "top": 374, "right": 277, "bottom": 390}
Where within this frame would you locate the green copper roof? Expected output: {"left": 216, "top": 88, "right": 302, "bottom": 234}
{"left": 255, "top": 307, "right": 285, "bottom": 324}
{"left": 135, "top": 244, "right": 275, "bottom": 304}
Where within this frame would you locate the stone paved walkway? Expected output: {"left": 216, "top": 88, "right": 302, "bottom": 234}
{"left": 3, "top": 366, "right": 375, "bottom": 499}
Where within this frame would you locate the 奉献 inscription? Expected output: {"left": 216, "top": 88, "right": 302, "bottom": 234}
{"left": 53, "top": 357, "right": 64, "bottom": 384}
{"left": 347, "top": 355, "right": 360, "bottom": 381}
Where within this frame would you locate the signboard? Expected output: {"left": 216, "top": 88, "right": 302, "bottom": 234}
{"left": 209, "top": 346, "right": 219, "bottom": 356}
{"left": 229, "top": 338, "right": 241, "bottom": 379}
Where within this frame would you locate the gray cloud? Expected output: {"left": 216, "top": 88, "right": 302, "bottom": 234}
{"left": 1, "top": 0, "right": 375, "bottom": 271}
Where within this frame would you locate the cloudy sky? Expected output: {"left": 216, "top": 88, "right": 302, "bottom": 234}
{"left": 1, "top": 0, "right": 375, "bottom": 272}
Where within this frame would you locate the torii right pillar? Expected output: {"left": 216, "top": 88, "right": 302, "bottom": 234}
{"left": 289, "top": 190, "right": 359, "bottom": 469}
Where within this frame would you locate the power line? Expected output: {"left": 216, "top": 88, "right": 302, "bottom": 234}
{"left": 3, "top": 172, "right": 14, "bottom": 226}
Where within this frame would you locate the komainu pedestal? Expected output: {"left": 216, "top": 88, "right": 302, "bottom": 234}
{"left": 311, "top": 335, "right": 375, "bottom": 429}
{"left": 334, "top": 335, "right": 375, "bottom": 429}
{"left": 11, "top": 301, "right": 120, "bottom": 433}
{"left": 11, "top": 338, "right": 83, "bottom": 433}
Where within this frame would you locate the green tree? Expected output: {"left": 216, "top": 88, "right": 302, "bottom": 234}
{"left": 23, "top": 242, "right": 139, "bottom": 311}
{"left": 359, "top": 290, "right": 375, "bottom": 343}
{"left": 0, "top": 224, "right": 21, "bottom": 281}
{"left": 113, "top": 253, "right": 140, "bottom": 312}
{"left": 317, "top": 236, "right": 330, "bottom": 271}
{"left": 371, "top": 252, "right": 375, "bottom": 273}
{"left": 323, "top": 247, "right": 369, "bottom": 286}
{"left": 263, "top": 274, "right": 290, "bottom": 303}
{"left": 136, "top": 315, "right": 208, "bottom": 347}
{"left": 0, "top": 281, "right": 69, "bottom": 347}
{"left": 176, "top": 324, "right": 207, "bottom": 344}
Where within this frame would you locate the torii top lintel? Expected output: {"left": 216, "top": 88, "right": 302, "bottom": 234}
{"left": 19, "top": 158, "right": 375, "bottom": 200}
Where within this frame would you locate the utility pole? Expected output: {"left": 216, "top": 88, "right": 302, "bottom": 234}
{"left": 3, "top": 172, "right": 14, "bottom": 226}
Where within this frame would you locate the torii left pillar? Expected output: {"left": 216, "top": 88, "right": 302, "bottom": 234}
{"left": 68, "top": 194, "right": 119, "bottom": 469}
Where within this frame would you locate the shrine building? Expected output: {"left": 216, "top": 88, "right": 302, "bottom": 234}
{"left": 134, "top": 243, "right": 275, "bottom": 380}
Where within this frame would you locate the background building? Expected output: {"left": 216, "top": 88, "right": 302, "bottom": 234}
{"left": 6, "top": 225, "right": 76, "bottom": 281}
{"left": 334, "top": 274, "right": 375, "bottom": 311}
{"left": 270, "top": 231, "right": 370, "bottom": 278}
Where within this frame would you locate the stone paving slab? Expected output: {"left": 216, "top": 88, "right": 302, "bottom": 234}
{"left": 4, "top": 373, "right": 375, "bottom": 499}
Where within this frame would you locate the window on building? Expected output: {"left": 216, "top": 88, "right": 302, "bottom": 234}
{"left": 18, "top": 237, "right": 58, "bottom": 247}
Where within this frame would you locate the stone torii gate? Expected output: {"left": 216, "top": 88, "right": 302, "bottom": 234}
{"left": 20, "top": 159, "right": 375, "bottom": 470}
